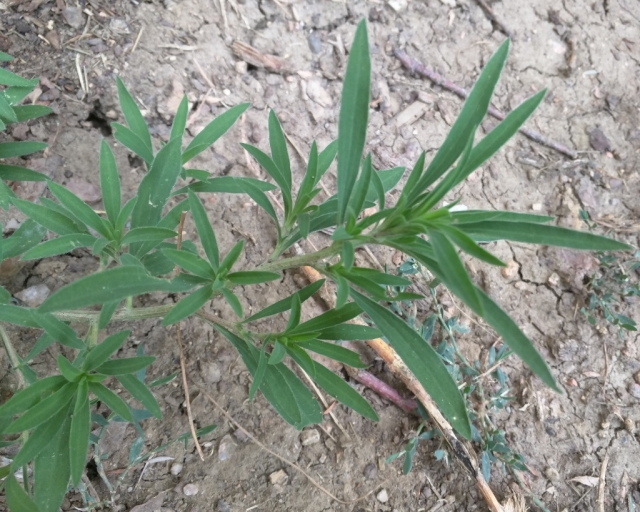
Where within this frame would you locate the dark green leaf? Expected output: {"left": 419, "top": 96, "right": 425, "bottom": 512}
{"left": 336, "top": 273, "right": 349, "bottom": 308}
{"left": 290, "top": 303, "right": 362, "bottom": 335}
{"left": 162, "top": 248, "right": 215, "bottom": 279}
{"left": 115, "top": 196, "right": 138, "bottom": 233}
{"left": 410, "top": 40, "right": 510, "bottom": 200}
{"left": 316, "top": 139, "right": 338, "bottom": 186}
{"left": 162, "top": 285, "right": 213, "bottom": 325}
{"left": 296, "top": 339, "right": 367, "bottom": 368}
{"left": 116, "top": 77, "right": 152, "bottom": 154}
{"left": 436, "top": 224, "right": 505, "bottom": 267}
{"left": 341, "top": 241, "right": 354, "bottom": 271}
{"left": 99, "top": 140, "right": 121, "bottom": 225}
{"left": 286, "top": 293, "right": 301, "bottom": 332}
{"left": 226, "top": 271, "right": 281, "bottom": 285}
{"left": 349, "top": 154, "right": 373, "bottom": 217}
{"left": 0, "top": 141, "right": 46, "bottom": 158}
{"left": 33, "top": 414, "right": 71, "bottom": 512}
{"left": 120, "top": 253, "right": 145, "bottom": 267}
{"left": 370, "top": 169, "right": 386, "bottom": 211}
{"left": 173, "top": 176, "right": 277, "bottom": 195}
{"left": 351, "top": 289, "right": 471, "bottom": 438}
{"left": 148, "top": 371, "right": 179, "bottom": 387}
{"left": 268, "top": 340, "right": 287, "bottom": 365}
{"left": 346, "top": 267, "right": 412, "bottom": 287}
{"left": 317, "top": 324, "right": 380, "bottom": 340}
{"left": 33, "top": 312, "right": 86, "bottom": 349}
{"left": 0, "top": 375, "right": 66, "bottom": 417}
{"left": 268, "top": 110, "right": 291, "bottom": 191}
{"left": 241, "top": 143, "right": 292, "bottom": 215}
{"left": 451, "top": 210, "right": 554, "bottom": 225}
{"left": 22, "top": 233, "right": 96, "bottom": 260}
{"left": 219, "top": 239, "right": 244, "bottom": 274}
{"left": 96, "top": 356, "right": 155, "bottom": 375}
{"left": 70, "top": 380, "right": 90, "bottom": 487}
{"left": 188, "top": 189, "right": 219, "bottom": 270}
{"left": 337, "top": 20, "right": 370, "bottom": 223}
{"left": 297, "top": 141, "right": 318, "bottom": 204}
{"left": 98, "top": 300, "right": 120, "bottom": 330}
{"left": 170, "top": 96, "right": 189, "bottom": 141}
{"left": 221, "top": 288, "right": 243, "bottom": 317}
{"left": 297, "top": 212, "right": 310, "bottom": 239}
{"left": 111, "top": 123, "right": 154, "bottom": 165}
{"left": 182, "top": 103, "right": 249, "bottom": 163}
{"left": 12, "top": 198, "right": 86, "bottom": 236}
{"left": 121, "top": 227, "right": 177, "bottom": 245}
{"left": 6, "top": 382, "right": 76, "bottom": 433}
{"left": 39, "top": 267, "right": 183, "bottom": 312}
{"left": 459, "top": 220, "right": 631, "bottom": 250}
{"left": 428, "top": 229, "right": 483, "bottom": 314}
{"left": 11, "top": 104, "right": 52, "bottom": 122}
{"left": 400, "top": 151, "right": 426, "bottom": 202}
{"left": 249, "top": 342, "right": 268, "bottom": 401}
{"left": 82, "top": 330, "right": 131, "bottom": 371}
{"left": 0, "top": 94, "right": 17, "bottom": 122}
{"left": 0, "top": 164, "right": 46, "bottom": 182}
{"left": 57, "top": 355, "right": 83, "bottom": 382}
{"left": 287, "top": 345, "right": 378, "bottom": 421}
{"left": 89, "top": 382, "right": 133, "bottom": 422}
{"left": 92, "top": 236, "right": 112, "bottom": 256}
{"left": 0, "top": 304, "right": 40, "bottom": 328}
{"left": 118, "top": 374, "right": 162, "bottom": 419}
{"left": 243, "top": 279, "right": 325, "bottom": 323}
{"left": 6, "top": 474, "right": 39, "bottom": 512}
{"left": 3, "top": 219, "right": 47, "bottom": 258}
{"left": 0, "top": 68, "right": 33, "bottom": 87}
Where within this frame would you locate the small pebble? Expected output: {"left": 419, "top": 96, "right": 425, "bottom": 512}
{"left": 269, "top": 469, "right": 288, "bottom": 486}
{"left": 624, "top": 418, "right": 635, "bottom": 433}
{"left": 307, "top": 33, "right": 322, "bottom": 54}
{"left": 501, "top": 260, "right": 519, "bottom": 279}
{"left": 233, "top": 428, "right": 249, "bottom": 443}
{"left": 377, "top": 489, "right": 389, "bottom": 503}
{"left": 170, "top": 463, "right": 183, "bottom": 476}
{"left": 183, "top": 483, "right": 198, "bottom": 496}
{"left": 217, "top": 500, "right": 232, "bottom": 512}
{"left": 363, "top": 463, "right": 377, "bottom": 480}
{"left": 629, "top": 383, "right": 640, "bottom": 399}
{"left": 544, "top": 467, "right": 560, "bottom": 481}
{"left": 300, "top": 429, "right": 320, "bottom": 446}
{"left": 635, "top": 372, "right": 640, "bottom": 385}
{"left": 531, "top": 203, "right": 543, "bottom": 211}
{"left": 218, "top": 434, "right": 236, "bottom": 461}
{"left": 547, "top": 272, "right": 560, "bottom": 287}
{"left": 14, "top": 284, "right": 50, "bottom": 308}
{"left": 205, "top": 363, "right": 222, "bottom": 384}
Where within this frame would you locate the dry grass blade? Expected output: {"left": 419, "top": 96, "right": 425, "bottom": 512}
{"left": 231, "top": 41, "right": 291, "bottom": 73}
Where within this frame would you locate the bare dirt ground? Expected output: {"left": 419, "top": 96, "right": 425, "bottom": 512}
{"left": 1, "top": 0, "right": 639, "bottom": 511}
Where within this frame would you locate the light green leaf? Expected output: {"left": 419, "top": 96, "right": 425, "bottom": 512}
{"left": 0, "top": 93, "right": 17, "bottom": 122}
{"left": 243, "top": 279, "right": 325, "bottom": 323}
{"left": 6, "top": 474, "right": 39, "bottom": 512}
{"left": 286, "top": 293, "right": 301, "bottom": 332}
{"left": 341, "top": 241, "right": 354, "bottom": 271}
{"left": 296, "top": 339, "right": 367, "bottom": 368}
{"left": 12, "top": 198, "right": 86, "bottom": 236}
{"left": 162, "top": 285, "right": 213, "bottom": 326}
{"left": 249, "top": 341, "right": 268, "bottom": 402}
{"left": 57, "top": 355, "right": 83, "bottom": 382}
{"left": 170, "top": 96, "right": 189, "bottom": 141}
{"left": 297, "top": 141, "right": 318, "bottom": 205}
{"left": 221, "top": 287, "right": 243, "bottom": 317}
{"left": 116, "top": 77, "right": 152, "bottom": 154}
{"left": 117, "top": 373, "right": 162, "bottom": 419}
{"left": 82, "top": 330, "right": 131, "bottom": 371}
{"left": 33, "top": 312, "right": 86, "bottom": 349}
{"left": 219, "top": 240, "right": 244, "bottom": 275}
{"left": 0, "top": 164, "right": 46, "bottom": 181}
{"left": 98, "top": 300, "right": 120, "bottom": 330}
{"left": 121, "top": 227, "right": 177, "bottom": 245}
{"left": 451, "top": 210, "right": 554, "bottom": 224}
{"left": 337, "top": 19, "right": 370, "bottom": 224}
{"left": 11, "top": 404, "right": 68, "bottom": 469}
{"left": 0, "top": 304, "right": 40, "bottom": 328}
{"left": 317, "top": 324, "right": 381, "bottom": 340}
{"left": 11, "top": 104, "right": 52, "bottom": 122}
{"left": 173, "top": 176, "right": 277, "bottom": 195}
{"left": 315, "top": 139, "right": 338, "bottom": 186}
{"left": 88, "top": 382, "right": 133, "bottom": 422}
{"left": 162, "top": 248, "right": 215, "bottom": 280}
{"left": 33, "top": 414, "right": 71, "bottom": 512}
{"left": 47, "top": 181, "right": 112, "bottom": 238}
{"left": 22, "top": 233, "right": 97, "bottom": 260}
{"left": 182, "top": 103, "right": 249, "bottom": 163}
{"left": 3, "top": 219, "right": 47, "bottom": 258}
{"left": 95, "top": 356, "right": 155, "bottom": 375}
{"left": 6, "top": 382, "right": 77, "bottom": 433}
{"left": 268, "top": 110, "right": 291, "bottom": 191}
{"left": 70, "top": 380, "right": 90, "bottom": 487}
{"left": 188, "top": 189, "right": 219, "bottom": 270}
{"left": 351, "top": 289, "right": 471, "bottom": 439}
{"left": 349, "top": 153, "right": 373, "bottom": 218}
{"left": 0, "top": 68, "right": 34, "bottom": 87}
{"left": 99, "top": 140, "right": 121, "bottom": 225}
{"left": 0, "top": 375, "right": 66, "bottom": 417}
{"left": 289, "top": 303, "right": 362, "bottom": 335}
{"left": 436, "top": 224, "right": 505, "bottom": 267}
{"left": 111, "top": 123, "right": 154, "bottom": 165}
{"left": 226, "top": 271, "right": 281, "bottom": 285}
{"left": 241, "top": 142, "right": 292, "bottom": 215}
{"left": 268, "top": 340, "right": 287, "bottom": 365}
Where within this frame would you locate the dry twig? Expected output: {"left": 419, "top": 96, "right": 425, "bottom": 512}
{"left": 597, "top": 448, "right": 610, "bottom": 512}
{"left": 473, "top": 0, "right": 514, "bottom": 39}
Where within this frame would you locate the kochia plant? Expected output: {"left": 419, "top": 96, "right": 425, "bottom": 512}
{"left": 0, "top": 20, "right": 631, "bottom": 511}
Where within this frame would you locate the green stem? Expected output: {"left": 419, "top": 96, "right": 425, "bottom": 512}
{"left": 256, "top": 243, "right": 341, "bottom": 273}
{"left": 0, "top": 325, "right": 26, "bottom": 390}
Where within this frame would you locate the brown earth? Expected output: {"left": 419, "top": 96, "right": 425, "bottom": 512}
{"left": 0, "top": 0, "right": 639, "bottom": 511}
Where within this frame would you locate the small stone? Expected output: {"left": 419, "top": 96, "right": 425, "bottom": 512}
{"left": 501, "top": 260, "right": 519, "bottom": 279}
{"left": 635, "top": 372, "right": 640, "bottom": 385}
{"left": 233, "top": 428, "right": 249, "bottom": 443}
{"left": 624, "top": 418, "right": 635, "bottom": 433}
{"left": 269, "top": 469, "right": 288, "bottom": 486}
{"left": 547, "top": 272, "right": 560, "bottom": 287}
{"left": 388, "top": 0, "right": 408, "bottom": 11}
{"left": 544, "top": 467, "right": 560, "bottom": 481}
{"left": 589, "top": 127, "right": 612, "bottom": 153}
{"left": 204, "top": 363, "right": 221, "bottom": 384}
{"left": 307, "top": 33, "right": 322, "bottom": 54}
{"left": 109, "top": 18, "right": 131, "bottom": 35}
{"left": 170, "top": 463, "right": 183, "bottom": 476}
{"left": 531, "top": 203, "right": 543, "bottom": 211}
{"left": 363, "top": 463, "right": 377, "bottom": 480}
{"left": 45, "top": 30, "right": 60, "bottom": 50}
{"left": 182, "top": 483, "right": 198, "bottom": 496}
{"left": 106, "top": 109, "right": 118, "bottom": 120}
{"left": 11, "top": 124, "right": 29, "bottom": 141}
{"left": 565, "top": 377, "right": 578, "bottom": 387}
{"left": 62, "top": 7, "right": 84, "bottom": 29}
{"left": 629, "top": 383, "right": 640, "bottom": 399}
{"left": 4, "top": 219, "right": 20, "bottom": 233}
{"left": 234, "top": 61, "right": 247, "bottom": 74}
{"left": 217, "top": 500, "right": 232, "bottom": 512}
{"left": 218, "top": 434, "right": 236, "bottom": 461}
{"left": 300, "top": 429, "right": 320, "bottom": 446}
{"left": 14, "top": 284, "right": 50, "bottom": 308}
{"left": 377, "top": 489, "right": 389, "bottom": 503}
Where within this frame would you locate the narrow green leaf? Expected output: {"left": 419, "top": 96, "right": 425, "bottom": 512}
{"left": 221, "top": 288, "right": 243, "bottom": 317}
{"left": 33, "top": 312, "right": 86, "bottom": 349}
{"left": 0, "top": 94, "right": 17, "bottom": 122}
{"left": 0, "top": 375, "right": 66, "bottom": 417}
{"left": 0, "top": 304, "right": 40, "bottom": 328}
{"left": 287, "top": 345, "right": 378, "bottom": 421}
{"left": 289, "top": 303, "right": 362, "bottom": 335}
{"left": 249, "top": 341, "right": 268, "bottom": 401}
{"left": 92, "top": 236, "right": 112, "bottom": 256}
{"left": 95, "top": 356, "right": 155, "bottom": 376}
{"left": 297, "top": 212, "right": 310, "bottom": 239}
{"left": 451, "top": 210, "right": 554, "bottom": 225}
{"left": 115, "top": 196, "right": 138, "bottom": 233}
{"left": 316, "top": 139, "right": 338, "bottom": 186}
{"left": 11, "top": 404, "right": 68, "bottom": 469}
{"left": 98, "top": 300, "right": 120, "bottom": 330}
{"left": 268, "top": 340, "right": 287, "bottom": 365}
{"left": 317, "top": 324, "right": 380, "bottom": 340}
{"left": 70, "top": 380, "right": 90, "bottom": 487}
{"left": 346, "top": 267, "right": 412, "bottom": 287}
{"left": 82, "top": 330, "right": 130, "bottom": 371}
{"left": 11, "top": 104, "right": 52, "bottom": 122}
{"left": 99, "top": 140, "right": 121, "bottom": 225}
{"left": 436, "top": 224, "right": 505, "bottom": 267}
{"left": 173, "top": 176, "right": 277, "bottom": 195}
{"left": 428, "top": 229, "right": 483, "bottom": 315}
{"left": 297, "top": 141, "right": 318, "bottom": 204}
{"left": 12, "top": 198, "right": 85, "bottom": 236}
{"left": 116, "top": 376, "right": 161, "bottom": 421}
{"left": 336, "top": 273, "right": 349, "bottom": 308}
{"left": 3, "top": 219, "right": 47, "bottom": 258}
{"left": 268, "top": 110, "right": 291, "bottom": 191}
{"left": 33, "top": 414, "right": 71, "bottom": 512}
{"left": 400, "top": 152, "right": 426, "bottom": 202}
{"left": 476, "top": 287, "right": 558, "bottom": 391}
{"left": 219, "top": 177, "right": 280, "bottom": 234}
{"left": 162, "top": 248, "right": 215, "bottom": 280}
{"left": 337, "top": 19, "right": 370, "bottom": 223}
{"left": 219, "top": 239, "right": 244, "bottom": 274}
{"left": 88, "top": 382, "right": 133, "bottom": 422}
{"left": 6, "top": 474, "right": 39, "bottom": 512}
{"left": 241, "top": 143, "right": 292, "bottom": 214}
{"left": 296, "top": 339, "right": 367, "bottom": 368}
{"left": 226, "top": 271, "right": 281, "bottom": 285}
{"left": 170, "top": 96, "right": 189, "bottom": 140}
{"left": 370, "top": 168, "right": 386, "bottom": 211}
{"left": 188, "top": 189, "right": 219, "bottom": 270}
{"left": 0, "top": 164, "right": 46, "bottom": 181}
{"left": 121, "top": 227, "right": 177, "bottom": 245}
{"left": 6, "top": 382, "right": 76, "bottom": 433}
{"left": 351, "top": 289, "right": 471, "bottom": 438}
{"left": 243, "top": 279, "right": 325, "bottom": 323}
{"left": 116, "top": 77, "right": 152, "bottom": 153}
{"left": 47, "top": 181, "right": 112, "bottom": 238}
{"left": 349, "top": 154, "right": 373, "bottom": 217}
{"left": 341, "top": 241, "right": 355, "bottom": 271}
{"left": 286, "top": 293, "right": 301, "bottom": 332}
{"left": 149, "top": 371, "right": 179, "bottom": 387}
{"left": 0, "top": 68, "right": 34, "bottom": 87}
{"left": 162, "top": 285, "right": 213, "bottom": 326}
{"left": 459, "top": 221, "right": 631, "bottom": 251}
{"left": 57, "top": 355, "right": 83, "bottom": 382}
{"left": 39, "top": 267, "right": 182, "bottom": 312}
{"left": 22, "top": 233, "right": 96, "bottom": 260}
{"left": 111, "top": 123, "right": 154, "bottom": 165}
{"left": 3, "top": 81, "right": 38, "bottom": 104}
{"left": 182, "top": 103, "right": 250, "bottom": 163}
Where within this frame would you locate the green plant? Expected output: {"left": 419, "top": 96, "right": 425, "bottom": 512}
{"left": 0, "top": 20, "right": 633, "bottom": 511}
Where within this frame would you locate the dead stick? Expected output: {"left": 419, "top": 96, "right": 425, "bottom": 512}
{"left": 300, "top": 265, "right": 504, "bottom": 512}
{"left": 596, "top": 448, "right": 609, "bottom": 512}
{"left": 473, "top": 0, "right": 514, "bottom": 39}
{"left": 394, "top": 49, "right": 578, "bottom": 160}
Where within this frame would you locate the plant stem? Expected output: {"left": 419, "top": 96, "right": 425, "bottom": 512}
{"left": 0, "top": 324, "right": 26, "bottom": 390}
{"left": 256, "top": 243, "right": 341, "bottom": 273}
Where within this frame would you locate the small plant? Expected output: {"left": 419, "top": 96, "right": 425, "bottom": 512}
{"left": 0, "top": 20, "right": 633, "bottom": 511}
